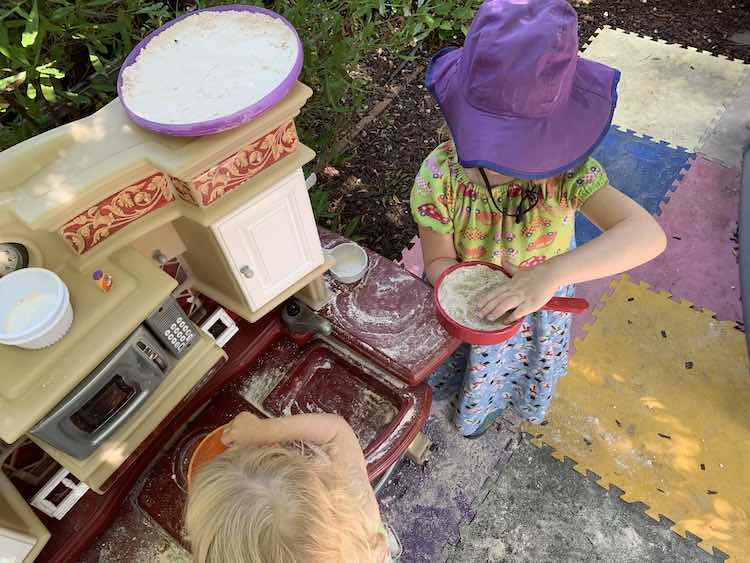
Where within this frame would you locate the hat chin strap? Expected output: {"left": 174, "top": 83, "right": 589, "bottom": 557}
{"left": 479, "top": 167, "right": 539, "bottom": 225}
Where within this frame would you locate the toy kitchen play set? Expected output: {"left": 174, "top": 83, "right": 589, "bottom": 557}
{"left": 0, "top": 6, "right": 458, "bottom": 562}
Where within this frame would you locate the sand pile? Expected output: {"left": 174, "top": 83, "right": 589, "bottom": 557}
{"left": 437, "top": 265, "right": 510, "bottom": 331}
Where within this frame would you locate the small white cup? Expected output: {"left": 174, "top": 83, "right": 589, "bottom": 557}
{"left": 327, "top": 243, "right": 368, "bottom": 284}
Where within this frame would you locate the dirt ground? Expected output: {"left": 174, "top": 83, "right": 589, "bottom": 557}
{"left": 315, "top": 0, "right": 750, "bottom": 260}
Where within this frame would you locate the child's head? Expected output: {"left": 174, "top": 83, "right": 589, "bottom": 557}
{"left": 425, "top": 0, "right": 620, "bottom": 180}
{"left": 185, "top": 445, "right": 384, "bottom": 563}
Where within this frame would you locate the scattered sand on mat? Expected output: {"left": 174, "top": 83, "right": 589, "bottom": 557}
{"left": 438, "top": 265, "right": 510, "bottom": 331}
{"left": 96, "top": 517, "right": 191, "bottom": 563}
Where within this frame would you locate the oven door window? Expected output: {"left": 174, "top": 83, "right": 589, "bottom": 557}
{"left": 70, "top": 375, "right": 138, "bottom": 434}
{"left": 207, "top": 318, "right": 228, "bottom": 339}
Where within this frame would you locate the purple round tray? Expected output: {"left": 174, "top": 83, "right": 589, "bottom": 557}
{"left": 117, "top": 5, "right": 303, "bottom": 137}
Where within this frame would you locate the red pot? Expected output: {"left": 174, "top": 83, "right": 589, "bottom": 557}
{"left": 432, "top": 261, "right": 588, "bottom": 345}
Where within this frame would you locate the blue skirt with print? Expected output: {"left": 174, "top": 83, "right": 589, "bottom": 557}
{"left": 428, "top": 284, "right": 574, "bottom": 435}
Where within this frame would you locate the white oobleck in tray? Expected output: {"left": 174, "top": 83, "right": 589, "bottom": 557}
{"left": 120, "top": 10, "right": 299, "bottom": 125}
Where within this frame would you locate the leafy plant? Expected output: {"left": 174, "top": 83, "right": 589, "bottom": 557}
{"left": 380, "top": 0, "right": 479, "bottom": 43}
{"left": 309, "top": 186, "right": 362, "bottom": 241}
{"left": 309, "top": 187, "right": 335, "bottom": 221}
{"left": 342, "top": 216, "right": 361, "bottom": 241}
{"left": 0, "top": 0, "right": 481, "bottom": 233}
{"left": 0, "top": 0, "right": 178, "bottom": 148}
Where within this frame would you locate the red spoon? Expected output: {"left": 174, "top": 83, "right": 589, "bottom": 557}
{"left": 533, "top": 296, "right": 588, "bottom": 314}
{"left": 433, "top": 261, "right": 588, "bottom": 345}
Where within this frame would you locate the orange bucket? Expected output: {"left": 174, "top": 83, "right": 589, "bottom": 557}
{"left": 187, "top": 424, "right": 229, "bottom": 488}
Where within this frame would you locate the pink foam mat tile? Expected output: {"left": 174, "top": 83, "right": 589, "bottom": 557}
{"left": 398, "top": 235, "right": 425, "bottom": 278}
{"left": 629, "top": 154, "right": 741, "bottom": 323}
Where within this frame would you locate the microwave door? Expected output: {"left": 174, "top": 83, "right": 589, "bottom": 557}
{"left": 31, "top": 326, "right": 168, "bottom": 460}
{"left": 61, "top": 365, "right": 156, "bottom": 453}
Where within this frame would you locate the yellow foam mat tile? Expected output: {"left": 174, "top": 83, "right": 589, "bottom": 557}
{"left": 582, "top": 26, "right": 749, "bottom": 151}
{"left": 526, "top": 276, "right": 750, "bottom": 559}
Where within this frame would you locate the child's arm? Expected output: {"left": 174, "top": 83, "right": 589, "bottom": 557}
{"left": 545, "top": 185, "right": 667, "bottom": 283}
{"left": 419, "top": 225, "right": 458, "bottom": 285}
{"left": 479, "top": 185, "right": 666, "bottom": 322}
{"left": 221, "top": 412, "right": 368, "bottom": 475}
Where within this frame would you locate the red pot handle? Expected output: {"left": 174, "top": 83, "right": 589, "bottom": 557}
{"left": 541, "top": 297, "right": 589, "bottom": 314}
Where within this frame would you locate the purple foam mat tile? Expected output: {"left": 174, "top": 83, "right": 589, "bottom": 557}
{"left": 628, "top": 154, "right": 741, "bottom": 322}
{"left": 378, "top": 400, "right": 514, "bottom": 563}
{"left": 570, "top": 276, "right": 619, "bottom": 355}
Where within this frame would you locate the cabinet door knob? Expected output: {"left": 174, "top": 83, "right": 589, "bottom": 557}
{"left": 240, "top": 265, "right": 254, "bottom": 279}
{"left": 153, "top": 250, "right": 168, "bottom": 265}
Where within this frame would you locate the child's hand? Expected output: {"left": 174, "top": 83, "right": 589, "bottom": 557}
{"left": 220, "top": 412, "right": 349, "bottom": 450}
{"left": 477, "top": 265, "right": 558, "bottom": 323}
{"left": 221, "top": 412, "right": 264, "bottom": 448}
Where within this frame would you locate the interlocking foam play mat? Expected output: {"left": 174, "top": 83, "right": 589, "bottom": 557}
{"left": 448, "top": 439, "right": 720, "bottom": 563}
{"left": 582, "top": 27, "right": 748, "bottom": 155}
{"left": 399, "top": 26, "right": 749, "bottom": 560}
{"left": 531, "top": 276, "right": 750, "bottom": 558}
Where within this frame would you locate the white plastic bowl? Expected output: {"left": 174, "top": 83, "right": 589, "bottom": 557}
{"left": 0, "top": 268, "right": 74, "bottom": 349}
{"left": 328, "top": 243, "right": 368, "bottom": 284}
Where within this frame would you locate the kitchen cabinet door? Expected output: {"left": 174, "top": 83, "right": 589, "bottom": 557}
{"left": 212, "top": 168, "right": 324, "bottom": 311}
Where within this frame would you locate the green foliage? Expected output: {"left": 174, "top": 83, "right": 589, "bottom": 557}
{"left": 309, "top": 186, "right": 362, "bottom": 241}
{"left": 0, "top": 0, "right": 481, "bottom": 230}
{"left": 1, "top": 0, "right": 176, "bottom": 149}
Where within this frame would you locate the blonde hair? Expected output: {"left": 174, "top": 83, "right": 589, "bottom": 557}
{"left": 185, "top": 445, "right": 385, "bottom": 563}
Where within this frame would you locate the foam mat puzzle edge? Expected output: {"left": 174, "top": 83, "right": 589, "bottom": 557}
{"left": 609, "top": 124, "right": 694, "bottom": 155}
{"left": 525, "top": 278, "right": 749, "bottom": 558}
{"left": 583, "top": 27, "right": 748, "bottom": 153}
{"left": 605, "top": 123, "right": 696, "bottom": 155}
{"left": 526, "top": 433, "right": 727, "bottom": 558}
{"left": 660, "top": 156, "right": 697, "bottom": 210}
{"left": 454, "top": 436, "right": 727, "bottom": 562}
{"left": 697, "top": 66, "right": 750, "bottom": 151}
{"left": 658, "top": 156, "right": 697, "bottom": 215}
{"left": 585, "top": 26, "right": 748, "bottom": 64}
{"left": 572, "top": 275, "right": 621, "bottom": 351}
{"left": 692, "top": 151, "right": 742, "bottom": 173}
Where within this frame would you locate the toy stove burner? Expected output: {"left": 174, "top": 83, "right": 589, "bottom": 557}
{"left": 171, "top": 430, "right": 209, "bottom": 493}
{"left": 0, "top": 242, "right": 29, "bottom": 277}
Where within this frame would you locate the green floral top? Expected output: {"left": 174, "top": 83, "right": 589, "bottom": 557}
{"left": 410, "top": 142, "right": 608, "bottom": 268}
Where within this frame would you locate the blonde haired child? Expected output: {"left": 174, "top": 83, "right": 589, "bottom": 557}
{"left": 413, "top": 0, "right": 666, "bottom": 436}
{"left": 185, "top": 412, "right": 400, "bottom": 563}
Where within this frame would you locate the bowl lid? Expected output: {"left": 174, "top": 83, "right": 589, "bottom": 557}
{"left": 0, "top": 268, "right": 68, "bottom": 341}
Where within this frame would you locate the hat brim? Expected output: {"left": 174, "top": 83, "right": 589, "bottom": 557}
{"left": 425, "top": 47, "right": 620, "bottom": 179}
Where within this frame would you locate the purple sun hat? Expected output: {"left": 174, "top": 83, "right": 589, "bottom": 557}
{"left": 426, "top": 0, "right": 620, "bottom": 180}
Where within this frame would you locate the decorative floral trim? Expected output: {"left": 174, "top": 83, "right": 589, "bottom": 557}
{"left": 192, "top": 121, "right": 298, "bottom": 206}
{"left": 59, "top": 122, "right": 298, "bottom": 254}
{"left": 171, "top": 176, "right": 198, "bottom": 206}
{"left": 60, "top": 173, "right": 174, "bottom": 255}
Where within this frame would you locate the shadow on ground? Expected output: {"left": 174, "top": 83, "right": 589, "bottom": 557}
{"left": 444, "top": 439, "right": 725, "bottom": 563}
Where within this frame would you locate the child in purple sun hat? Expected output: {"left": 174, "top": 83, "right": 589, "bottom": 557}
{"left": 412, "top": 0, "right": 667, "bottom": 437}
